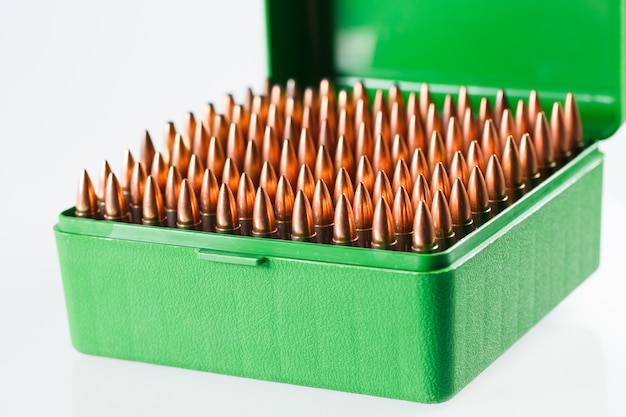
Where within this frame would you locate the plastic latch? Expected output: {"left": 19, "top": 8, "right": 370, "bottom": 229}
{"left": 196, "top": 249, "right": 266, "bottom": 266}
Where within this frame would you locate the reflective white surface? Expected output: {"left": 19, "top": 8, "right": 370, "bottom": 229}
{"left": 1, "top": 1, "right": 625, "bottom": 415}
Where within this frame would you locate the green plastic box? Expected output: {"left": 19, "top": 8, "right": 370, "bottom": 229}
{"left": 54, "top": 0, "right": 624, "bottom": 403}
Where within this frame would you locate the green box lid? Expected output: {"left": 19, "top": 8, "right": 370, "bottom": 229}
{"left": 265, "top": 0, "right": 625, "bottom": 140}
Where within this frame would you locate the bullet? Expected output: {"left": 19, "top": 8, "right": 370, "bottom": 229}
{"left": 140, "top": 130, "right": 156, "bottom": 173}
{"left": 392, "top": 159, "right": 412, "bottom": 194}
{"left": 494, "top": 89, "right": 510, "bottom": 129}
{"left": 466, "top": 140, "right": 486, "bottom": 172}
{"left": 283, "top": 116, "right": 298, "bottom": 142}
{"left": 120, "top": 149, "right": 135, "bottom": 206}
{"left": 407, "top": 113, "right": 426, "bottom": 156}
{"left": 533, "top": 112, "right": 557, "bottom": 177}
{"left": 226, "top": 122, "right": 245, "bottom": 172}
{"left": 410, "top": 148, "right": 430, "bottom": 182}
{"left": 371, "top": 197, "right": 397, "bottom": 250}
{"left": 247, "top": 112, "right": 264, "bottom": 146}
{"left": 449, "top": 179, "right": 473, "bottom": 241}
{"left": 319, "top": 109, "right": 336, "bottom": 150}
{"left": 288, "top": 78, "right": 302, "bottom": 101}
{"left": 104, "top": 173, "right": 130, "bottom": 222}
{"left": 425, "top": 103, "right": 442, "bottom": 144}
{"left": 312, "top": 179, "right": 334, "bottom": 244}
{"left": 373, "top": 170, "right": 394, "bottom": 205}
{"left": 355, "top": 155, "right": 375, "bottom": 196}
{"left": 150, "top": 152, "right": 168, "bottom": 194}
{"left": 75, "top": 170, "right": 99, "bottom": 219}
{"left": 142, "top": 176, "right": 167, "bottom": 226}
{"left": 334, "top": 135, "right": 355, "bottom": 178}
{"left": 333, "top": 167, "right": 355, "bottom": 205}
{"left": 296, "top": 163, "right": 316, "bottom": 203}
{"left": 527, "top": 90, "right": 542, "bottom": 132}
{"left": 187, "top": 154, "right": 205, "bottom": 197}
{"left": 481, "top": 119, "right": 501, "bottom": 158}
{"left": 298, "top": 127, "right": 317, "bottom": 170}
{"left": 372, "top": 133, "right": 392, "bottom": 175}
{"left": 275, "top": 176, "right": 295, "bottom": 240}
{"left": 499, "top": 108, "right": 515, "bottom": 148}
{"left": 314, "top": 145, "right": 335, "bottom": 194}
{"left": 279, "top": 138, "right": 299, "bottom": 187}
{"left": 478, "top": 97, "right": 493, "bottom": 133}
{"left": 200, "top": 169, "right": 220, "bottom": 232}
{"left": 353, "top": 81, "right": 369, "bottom": 109}
{"left": 427, "top": 130, "right": 446, "bottom": 173}
{"left": 252, "top": 96, "right": 268, "bottom": 125}
{"left": 406, "top": 91, "right": 418, "bottom": 120}
{"left": 388, "top": 84, "right": 404, "bottom": 114}
{"left": 372, "top": 90, "right": 386, "bottom": 121}
{"left": 263, "top": 79, "right": 272, "bottom": 98}
{"left": 411, "top": 201, "right": 439, "bottom": 253}
{"left": 222, "top": 157, "right": 241, "bottom": 198}
{"left": 170, "top": 134, "right": 191, "bottom": 177}
{"left": 129, "top": 162, "right": 147, "bottom": 224}
{"left": 337, "top": 108, "right": 354, "bottom": 148}
{"left": 564, "top": 92, "right": 584, "bottom": 154}
{"left": 97, "top": 160, "right": 112, "bottom": 214}
{"left": 302, "top": 105, "right": 317, "bottom": 139}
{"left": 431, "top": 190, "right": 455, "bottom": 251}
{"left": 259, "top": 160, "right": 278, "bottom": 202}
{"left": 243, "top": 139, "right": 262, "bottom": 186}
{"left": 373, "top": 110, "right": 390, "bottom": 145}
{"left": 445, "top": 117, "right": 464, "bottom": 165}
{"left": 353, "top": 182, "right": 373, "bottom": 248}
{"left": 319, "top": 78, "right": 335, "bottom": 104}
{"left": 251, "top": 186, "right": 278, "bottom": 239}
{"left": 430, "top": 162, "right": 451, "bottom": 200}
{"left": 287, "top": 93, "right": 304, "bottom": 124}
{"left": 223, "top": 94, "right": 236, "bottom": 122}
{"left": 391, "top": 133, "right": 409, "bottom": 167}
{"left": 355, "top": 121, "right": 374, "bottom": 163}
{"left": 183, "top": 112, "right": 197, "bottom": 148}
{"left": 457, "top": 86, "right": 470, "bottom": 120}
{"left": 485, "top": 154, "right": 509, "bottom": 216}
{"left": 163, "top": 121, "right": 177, "bottom": 163}
{"left": 213, "top": 114, "right": 228, "bottom": 149}
{"left": 467, "top": 166, "right": 492, "bottom": 228}
{"left": 449, "top": 150, "right": 469, "bottom": 187}
{"left": 232, "top": 105, "right": 250, "bottom": 139}
{"left": 303, "top": 88, "right": 315, "bottom": 112}
{"left": 411, "top": 173, "right": 432, "bottom": 211}
{"left": 215, "top": 183, "right": 240, "bottom": 234}
{"left": 291, "top": 190, "right": 316, "bottom": 242}
{"left": 165, "top": 166, "right": 182, "bottom": 228}
{"left": 550, "top": 101, "right": 570, "bottom": 164}
{"left": 176, "top": 179, "right": 201, "bottom": 230}
{"left": 270, "top": 85, "right": 284, "bottom": 114}
{"left": 354, "top": 99, "right": 371, "bottom": 135}
{"left": 207, "top": 135, "right": 226, "bottom": 183}
{"left": 192, "top": 123, "right": 210, "bottom": 163}
{"left": 501, "top": 136, "right": 526, "bottom": 203}
{"left": 262, "top": 125, "right": 281, "bottom": 171}
{"left": 236, "top": 173, "right": 256, "bottom": 236}
{"left": 462, "top": 107, "right": 479, "bottom": 152}
{"left": 393, "top": 186, "right": 414, "bottom": 252}
{"left": 419, "top": 83, "right": 433, "bottom": 120}
{"left": 390, "top": 100, "right": 406, "bottom": 140}
{"left": 203, "top": 103, "right": 216, "bottom": 133}
{"left": 267, "top": 103, "right": 284, "bottom": 140}
{"left": 332, "top": 194, "right": 358, "bottom": 246}
{"left": 519, "top": 133, "right": 541, "bottom": 191}
{"left": 442, "top": 94, "right": 455, "bottom": 139}
{"left": 515, "top": 99, "right": 529, "bottom": 141}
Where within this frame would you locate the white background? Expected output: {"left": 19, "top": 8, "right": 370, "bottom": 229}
{"left": 1, "top": 1, "right": 625, "bottom": 415}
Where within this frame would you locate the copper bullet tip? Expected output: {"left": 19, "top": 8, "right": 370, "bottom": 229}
{"left": 564, "top": 92, "right": 583, "bottom": 152}
{"left": 393, "top": 186, "right": 414, "bottom": 235}
{"left": 372, "top": 170, "right": 394, "bottom": 205}
{"left": 430, "top": 162, "right": 451, "bottom": 200}
{"left": 97, "top": 160, "right": 112, "bottom": 202}
{"left": 259, "top": 160, "right": 278, "bottom": 202}
{"left": 215, "top": 183, "right": 239, "bottom": 234}
{"left": 371, "top": 197, "right": 396, "bottom": 250}
{"left": 314, "top": 145, "right": 335, "bottom": 193}
{"left": 176, "top": 179, "right": 200, "bottom": 229}
{"left": 428, "top": 130, "right": 446, "bottom": 172}
{"left": 263, "top": 125, "right": 281, "bottom": 171}
{"left": 411, "top": 201, "right": 439, "bottom": 253}
{"left": 335, "top": 135, "right": 355, "bottom": 178}
{"left": 252, "top": 187, "right": 277, "bottom": 238}
{"left": 391, "top": 133, "right": 409, "bottom": 167}
{"left": 431, "top": 190, "right": 455, "bottom": 250}
{"left": 243, "top": 138, "right": 262, "bottom": 186}
{"left": 291, "top": 190, "right": 316, "bottom": 242}
{"left": 425, "top": 102, "right": 441, "bottom": 144}
{"left": 355, "top": 155, "right": 375, "bottom": 196}
{"left": 332, "top": 194, "right": 357, "bottom": 246}
{"left": 519, "top": 133, "right": 541, "bottom": 189}
{"left": 237, "top": 172, "right": 256, "bottom": 220}
{"left": 392, "top": 159, "right": 412, "bottom": 194}
{"left": 449, "top": 150, "right": 469, "bottom": 187}
{"left": 449, "top": 178, "right": 473, "bottom": 240}
{"left": 501, "top": 136, "right": 525, "bottom": 203}
{"left": 312, "top": 179, "right": 334, "bottom": 227}
{"left": 528, "top": 90, "right": 543, "bottom": 131}
{"left": 207, "top": 136, "right": 225, "bottom": 183}
{"left": 130, "top": 162, "right": 147, "bottom": 207}
{"left": 226, "top": 122, "right": 245, "bottom": 171}
{"left": 466, "top": 140, "right": 486, "bottom": 172}
{"left": 165, "top": 165, "right": 182, "bottom": 211}
{"left": 445, "top": 117, "right": 463, "bottom": 164}
{"left": 275, "top": 175, "right": 295, "bottom": 222}
{"left": 355, "top": 121, "right": 374, "bottom": 163}
{"left": 462, "top": 107, "right": 479, "bottom": 151}
{"left": 170, "top": 134, "right": 191, "bottom": 176}
{"left": 333, "top": 167, "right": 355, "bottom": 204}
{"left": 485, "top": 154, "right": 509, "bottom": 215}
{"left": 187, "top": 154, "right": 205, "bottom": 197}
{"left": 533, "top": 111, "right": 556, "bottom": 175}
{"left": 76, "top": 170, "right": 99, "bottom": 218}
{"left": 150, "top": 152, "right": 168, "bottom": 193}
{"left": 142, "top": 176, "right": 166, "bottom": 226}
{"left": 481, "top": 119, "right": 500, "bottom": 158}
{"left": 296, "top": 163, "right": 316, "bottom": 203}
{"left": 279, "top": 139, "right": 299, "bottom": 187}
{"left": 499, "top": 108, "right": 515, "bottom": 149}
{"left": 298, "top": 127, "right": 317, "bottom": 169}
{"left": 550, "top": 101, "right": 570, "bottom": 161}
{"left": 467, "top": 166, "right": 491, "bottom": 218}
{"left": 104, "top": 173, "right": 129, "bottom": 222}
{"left": 200, "top": 169, "right": 220, "bottom": 215}
{"left": 183, "top": 112, "right": 197, "bottom": 148}
{"left": 140, "top": 130, "right": 156, "bottom": 173}
{"left": 410, "top": 147, "right": 430, "bottom": 181}
{"left": 353, "top": 182, "right": 373, "bottom": 231}
{"left": 192, "top": 122, "right": 210, "bottom": 163}
{"left": 478, "top": 97, "right": 493, "bottom": 132}
{"left": 372, "top": 133, "right": 392, "bottom": 175}
{"left": 494, "top": 89, "right": 510, "bottom": 128}
{"left": 222, "top": 157, "right": 241, "bottom": 197}
{"left": 411, "top": 173, "right": 432, "bottom": 211}
{"left": 407, "top": 114, "right": 426, "bottom": 156}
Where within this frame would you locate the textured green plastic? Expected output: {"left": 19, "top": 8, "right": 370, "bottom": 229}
{"left": 265, "top": 0, "right": 625, "bottom": 140}
{"left": 55, "top": 145, "right": 603, "bottom": 403}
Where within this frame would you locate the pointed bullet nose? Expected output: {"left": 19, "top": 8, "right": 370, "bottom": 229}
{"left": 371, "top": 197, "right": 396, "bottom": 250}
{"left": 104, "top": 173, "right": 128, "bottom": 222}
{"left": 411, "top": 201, "right": 439, "bottom": 253}
{"left": 142, "top": 175, "right": 166, "bottom": 226}
{"left": 176, "top": 179, "right": 200, "bottom": 229}
{"left": 76, "top": 170, "right": 99, "bottom": 218}
{"left": 252, "top": 187, "right": 277, "bottom": 238}
{"left": 215, "top": 183, "right": 239, "bottom": 234}
{"left": 332, "top": 194, "right": 357, "bottom": 246}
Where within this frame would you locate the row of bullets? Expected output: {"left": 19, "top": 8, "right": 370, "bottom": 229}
{"left": 75, "top": 79, "right": 583, "bottom": 252}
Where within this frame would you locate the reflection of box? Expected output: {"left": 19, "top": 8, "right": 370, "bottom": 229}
{"left": 54, "top": 0, "right": 623, "bottom": 403}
